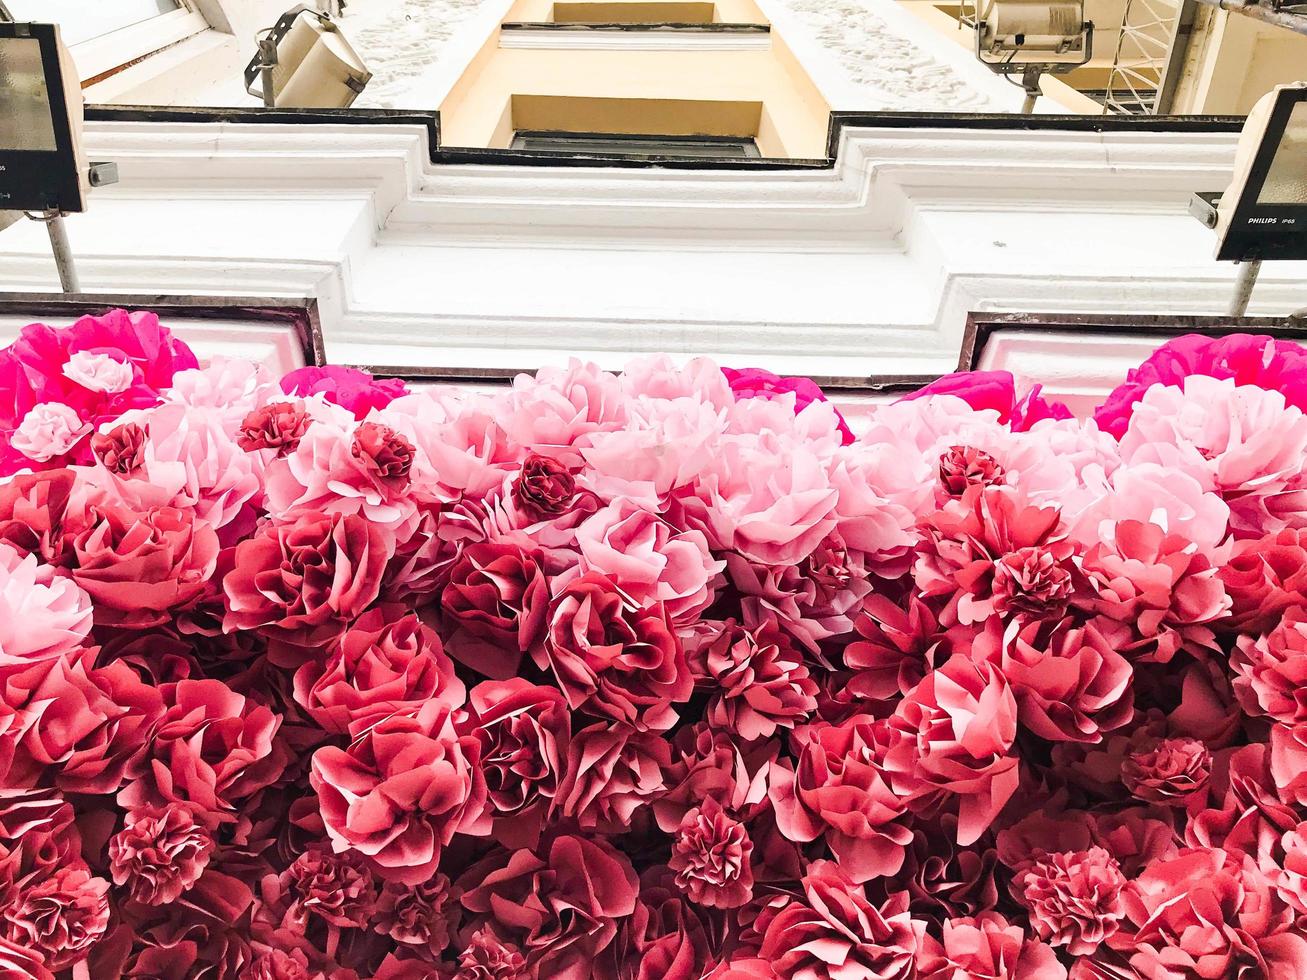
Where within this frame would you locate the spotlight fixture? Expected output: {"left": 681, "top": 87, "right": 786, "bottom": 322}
{"left": 1190, "top": 82, "right": 1307, "bottom": 314}
{"left": 972, "top": 0, "right": 1093, "bottom": 113}
{"left": 244, "top": 4, "right": 371, "bottom": 109}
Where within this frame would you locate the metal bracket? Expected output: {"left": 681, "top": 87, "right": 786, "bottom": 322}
{"left": 88, "top": 162, "right": 119, "bottom": 188}
{"left": 1188, "top": 190, "right": 1221, "bottom": 229}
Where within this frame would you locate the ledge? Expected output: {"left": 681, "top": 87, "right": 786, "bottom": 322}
{"left": 498, "top": 21, "right": 771, "bottom": 48}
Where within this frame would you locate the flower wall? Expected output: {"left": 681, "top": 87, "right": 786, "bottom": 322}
{"left": 2, "top": 313, "right": 1307, "bottom": 979}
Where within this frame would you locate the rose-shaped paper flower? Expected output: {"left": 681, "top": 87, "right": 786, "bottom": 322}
{"left": 511, "top": 453, "right": 579, "bottom": 521}
{"left": 459, "top": 834, "right": 638, "bottom": 980}
{"left": 118, "top": 678, "right": 286, "bottom": 825}
{"left": 0, "top": 937, "right": 54, "bottom": 980}
{"left": 757, "top": 860, "right": 923, "bottom": 980}
{"left": 237, "top": 401, "right": 310, "bottom": 454}
{"left": 310, "top": 700, "right": 488, "bottom": 884}
{"left": 574, "top": 499, "right": 724, "bottom": 623}
{"left": 1233, "top": 610, "right": 1307, "bottom": 725}
{"left": 898, "top": 371, "right": 1071, "bottom": 432}
{"left": 883, "top": 655, "right": 1019, "bottom": 846}
{"left": 0, "top": 542, "right": 92, "bottom": 680}
{"left": 90, "top": 420, "right": 147, "bottom": 475}
{"left": 722, "top": 366, "right": 855, "bottom": 444}
{"left": 769, "top": 713, "right": 911, "bottom": 882}
{"left": 540, "top": 572, "right": 690, "bottom": 732}
{"left": 1113, "top": 847, "right": 1307, "bottom": 978}
{"left": 352, "top": 421, "right": 415, "bottom": 490}
{"left": 376, "top": 873, "right": 456, "bottom": 951}
{"left": 555, "top": 721, "right": 669, "bottom": 833}
{"left": 937, "top": 445, "right": 1007, "bottom": 501}
{"left": 1012, "top": 846, "right": 1127, "bottom": 955}
{"left": 1121, "top": 736, "right": 1211, "bottom": 806}
{"left": 109, "top": 803, "right": 215, "bottom": 905}
{"left": 223, "top": 510, "right": 394, "bottom": 665}
{"left": 9, "top": 656, "right": 163, "bottom": 794}
{"left": 461, "top": 678, "right": 571, "bottom": 848}
{"left": 914, "top": 484, "right": 1073, "bottom": 626}
{"left": 441, "top": 541, "right": 550, "bottom": 679}
{"left": 0, "top": 468, "right": 76, "bottom": 564}
{"left": 669, "top": 797, "right": 755, "bottom": 909}
{"left": 699, "top": 620, "right": 818, "bottom": 740}
{"left": 845, "top": 593, "right": 951, "bottom": 705}
{"left": 1095, "top": 332, "right": 1307, "bottom": 439}
{"left": 602, "top": 867, "right": 715, "bottom": 980}
{"left": 71, "top": 503, "right": 219, "bottom": 629}
{"left": 293, "top": 605, "right": 463, "bottom": 736}
{"left": 998, "top": 618, "right": 1134, "bottom": 744}
{"left": 1221, "top": 528, "right": 1307, "bottom": 636}
{"left": 654, "top": 723, "right": 774, "bottom": 833}
{"left": 280, "top": 365, "right": 409, "bottom": 419}
{"left": 2, "top": 864, "right": 110, "bottom": 970}
{"left": 918, "top": 912, "right": 1067, "bottom": 980}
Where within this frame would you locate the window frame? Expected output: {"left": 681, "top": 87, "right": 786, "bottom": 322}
{"left": 0, "top": 0, "right": 209, "bottom": 83}
{"left": 509, "top": 130, "right": 762, "bottom": 159}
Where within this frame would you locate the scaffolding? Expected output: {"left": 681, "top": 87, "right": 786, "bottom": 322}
{"left": 1102, "top": 0, "right": 1194, "bottom": 113}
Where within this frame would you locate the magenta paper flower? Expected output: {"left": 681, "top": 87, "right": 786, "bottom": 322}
{"left": 279, "top": 364, "right": 409, "bottom": 419}
{"left": 1096, "top": 332, "right": 1307, "bottom": 439}
{"left": 898, "top": 370, "right": 1071, "bottom": 432}
{"left": 722, "top": 366, "right": 855, "bottom": 444}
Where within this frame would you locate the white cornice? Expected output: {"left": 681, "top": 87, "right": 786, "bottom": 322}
{"left": 497, "top": 27, "right": 772, "bottom": 49}
{"left": 3, "top": 117, "right": 1300, "bottom": 387}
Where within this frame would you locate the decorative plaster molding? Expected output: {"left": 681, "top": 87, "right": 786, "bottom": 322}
{"left": 3, "top": 118, "right": 1299, "bottom": 391}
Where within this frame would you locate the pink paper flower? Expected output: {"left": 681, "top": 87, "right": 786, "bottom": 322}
{"left": 722, "top": 366, "right": 854, "bottom": 444}
{"left": 8, "top": 402, "right": 91, "bottom": 464}
{"left": 918, "top": 912, "right": 1066, "bottom": 980}
{"left": 0, "top": 542, "right": 92, "bottom": 679}
{"left": 1233, "top": 609, "right": 1307, "bottom": 724}
{"left": 109, "top": 803, "right": 215, "bottom": 905}
{"left": 1095, "top": 332, "right": 1307, "bottom": 439}
{"left": 1012, "top": 846, "right": 1127, "bottom": 955}
{"left": 699, "top": 620, "right": 818, "bottom": 740}
{"left": 669, "top": 796, "right": 755, "bottom": 908}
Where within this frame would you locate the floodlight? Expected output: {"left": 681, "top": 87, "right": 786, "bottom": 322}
{"left": 972, "top": 0, "right": 1092, "bottom": 112}
{"left": 244, "top": 5, "right": 370, "bottom": 109}
{"left": 1213, "top": 82, "right": 1307, "bottom": 262}
{"left": 0, "top": 21, "right": 86, "bottom": 213}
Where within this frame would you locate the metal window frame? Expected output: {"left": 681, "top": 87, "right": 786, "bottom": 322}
{"left": 509, "top": 129, "right": 763, "bottom": 159}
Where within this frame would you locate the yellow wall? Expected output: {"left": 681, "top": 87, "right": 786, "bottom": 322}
{"left": 439, "top": 17, "right": 831, "bottom": 156}
{"left": 506, "top": 0, "right": 768, "bottom": 23}
{"left": 1174, "top": 10, "right": 1307, "bottom": 114}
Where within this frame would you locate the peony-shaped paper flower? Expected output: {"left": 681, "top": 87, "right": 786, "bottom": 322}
{"left": 883, "top": 655, "right": 1019, "bottom": 846}
{"left": 108, "top": 803, "right": 215, "bottom": 905}
{"left": 0, "top": 542, "right": 92, "bottom": 680}
{"left": 310, "top": 700, "right": 488, "bottom": 884}
{"left": 511, "top": 452, "right": 580, "bottom": 521}
{"left": 293, "top": 605, "right": 463, "bottom": 736}
{"left": 459, "top": 834, "right": 639, "bottom": 980}
{"left": 1233, "top": 609, "right": 1307, "bottom": 725}
{"left": 2, "top": 864, "right": 110, "bottom": 970}
{"left": 769, "top": 712, "right": 911, "bottom": 882}
{"left": 1121, "top": 735, "right": 1211, "bottom": 806}
{"left": 898, "top": 371, "right": 1071, "bottom": 432}
{"left": 699, "top": 620, "right": 818, "bottom": 740}
{"left": 460, "top": 677, "right": 571, "bottom": 849}
{"left": 456, "top": 925, "right": 530, "bottom": 980}
{"left": 280, "top": 365, "right": 409, "bottom": 419}
{"left": 918, "top": 912, "right": 1067, "bottom": 980}
{"left": 540, "top": 571, "right": 691, "bottom": 732}
{"left": 669, "top": 796, "right": 755, "bottom": 909}
{"left": 1095, "top": 332, "right": 1307, "bottom": 439}
{"left": 555, "top": 721, "right": 669, "bottom": 834}
{"left": 757, "top": 860, "right": 923, "bottom": 980}
{"left": 118, "top": 678, "right": 286, "bottom": 826}
{"left": 1011, "top": 846, "right": 1127, "bottom": 955}
{"left": 222, "top": 509, "right": 394, "bottom": 664}
{"left": 722, "top": 366, "right": 855, "bottom": 444}
{"left": 71, "top": 503, "right": 219, "bottom": 629}
{"left": 90, "top": 420, "right": 147, "bottom": 475}
{"left": 277, "top": 842, "right": 378, "bottom": 929}
{"left": 375, "top": 873, "right": 456, "bottom": 951}
{"left": 9, "top": 402, "right": 91, "bottom": 464}
{"left": 997, "top": 617, "right": 1134, "bottom": 744}
{"left": 237, "top": 401, "right": 310, "bottom": 455}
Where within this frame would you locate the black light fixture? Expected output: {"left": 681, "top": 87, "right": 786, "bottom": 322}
{"left": 1190, "top": 82, "right": 1307, "bottom": 314}
{"left": 0, "top": 20, "right": 86, "bottom": 214}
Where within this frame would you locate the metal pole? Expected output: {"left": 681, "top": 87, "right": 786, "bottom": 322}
{"left": 1020, "top": 67, "right": 1042, "bottom": 114}
{"left": 1191, "top": 0, "right": 1307, "bottom": 36}
{"left": 43, "top": 210, "right": 80, "bottom": 294}
{"left": 1228, "top": 259, "right": 1262, "bottom": 316}
{"left": 257, "top": 36, "right": 278, "bottom": 107}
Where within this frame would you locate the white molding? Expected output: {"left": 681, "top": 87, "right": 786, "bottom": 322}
{"left": 3, "top": 118, "right": 1302, "bottom": 388}
{"left": 497, "top": 28, "right": 772, "bottom": 50}
{"left": 70, "top": 9, "right": 210, "bottom": 81}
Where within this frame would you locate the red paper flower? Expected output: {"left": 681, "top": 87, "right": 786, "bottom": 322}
{"left": 2, "top": 864, "right": 110, "bottom": 970}
{"left": 1012, "top": 846, "right": 1127, "bottom": 955}
{"left": 669, "top": 796, "right": 755, "bottom": 908}
{"left": 919, "top": 912, "right": 1066, "bottom": 980}
{"left": 1121, "top": 735, "right": 1211, "bottom": 806}
{"left": 108, "top": 803, "right": 214, "bottom": 905}
{"left": 441, "top": 541, "right": 549, "bottom": 679}
{"left": 238, "top": 401, "right": 310, "bottom": 454}
{"left": 310, "top": 701, "right": 488, "bottom": 884}
{"left": 700, "top": 620, "right": 817, "bottom": 740}
{"left": 556, "top": 721, "right": 669, "bottom": 834}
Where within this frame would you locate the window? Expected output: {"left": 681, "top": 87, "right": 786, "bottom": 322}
{"left": 1, "top": 0, "right": 182, "bottom": 46}
{"left": 511, "top": 131, "right": 761, "bottom": 158}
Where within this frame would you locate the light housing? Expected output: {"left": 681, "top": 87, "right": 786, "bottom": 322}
{"left": 243, "top": 4, "right": 371, "bottom": 109}
{"left": 0, "top": 21, "right": 86, "bottom": 212}
{"left": 1214, "top": 82, "right": 1307, "bottom": 262}
{"left": 974, "top": 0, "right": 1092, "bottom": 69}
